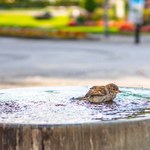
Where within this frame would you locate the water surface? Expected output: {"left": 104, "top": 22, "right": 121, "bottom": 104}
{"left": 0, "top": 87, "right": 150, "bottom": 124}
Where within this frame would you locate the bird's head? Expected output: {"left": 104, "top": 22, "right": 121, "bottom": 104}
{"left": 105, "top": 83, "right": 121, "bottom": 95}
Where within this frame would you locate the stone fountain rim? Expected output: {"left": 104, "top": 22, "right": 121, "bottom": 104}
{"left": 0, "top": 117, "right": 150, "bottom": 127}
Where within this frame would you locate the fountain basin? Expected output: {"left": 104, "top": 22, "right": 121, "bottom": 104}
{"left": 0, "top": 86, "right": 150, "bottom": 150}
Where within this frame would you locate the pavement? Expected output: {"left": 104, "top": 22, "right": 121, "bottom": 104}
{"left": 1, "top": 35, "right": 150, "bottom": 89}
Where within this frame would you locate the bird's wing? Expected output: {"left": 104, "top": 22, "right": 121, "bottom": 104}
{"left": 85, "top": 86, "right": 107, "bottom": 97}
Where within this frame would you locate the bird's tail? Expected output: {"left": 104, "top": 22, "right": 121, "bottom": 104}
{"left": 70, "top": 96, "right": 89, "bottom": 101}
{"left": 77, "top": 96, "right": 88, "bottom": 101}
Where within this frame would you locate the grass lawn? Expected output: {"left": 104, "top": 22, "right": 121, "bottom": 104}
{"left": 0, "top": 9, "right": 119, "bottom": 34}
{"left": 0, "top": 12, "right": 69, "bottom": 28}
{"left": 58, "top": 26, "right": 118, "bottom": 33}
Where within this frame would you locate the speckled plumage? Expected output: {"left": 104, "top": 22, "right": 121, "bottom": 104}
{"left": 79, "top": 83, "right": 120, "bottom": 104}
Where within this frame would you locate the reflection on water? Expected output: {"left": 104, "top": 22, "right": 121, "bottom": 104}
{"left": 0, "top": 87, "right": 150, "bottom": 124}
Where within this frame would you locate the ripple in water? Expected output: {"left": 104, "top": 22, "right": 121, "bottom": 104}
{"left": 0, "top": 87, "right": 150, "bottom": 124}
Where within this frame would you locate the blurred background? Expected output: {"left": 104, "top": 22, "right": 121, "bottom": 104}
{"left": 0, "top": 0, "right": 150, "bottom": 89}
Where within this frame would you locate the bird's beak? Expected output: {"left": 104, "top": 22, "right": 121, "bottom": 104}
{"left": 117, "top": 90, "right": 121, "bottom": 93}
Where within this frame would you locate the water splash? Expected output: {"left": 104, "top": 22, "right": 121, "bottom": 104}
{"left": 0, "top": 87, "right": 150, "bottom": 124}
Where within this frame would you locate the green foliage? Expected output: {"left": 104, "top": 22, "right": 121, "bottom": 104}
{"left": 0, "top": 0, "right": 80, "bottom": 8}
{"left": 81, "top": 0, "right": 97, "bottom": 12}
{"left": 0, "top": 1, "right": 50, "bottom": 8}
{"left": 76, "top": 16, "right": 87, "bottom": 25}
{"left": 95, "top": 0, "right": 104, "bottom": 7}
{"left": 92, "top": 8, "right": 116, "bottom": 21}
{"left": 54, "top": 0, "right": 79, "bottom": 6}
{"left": 144, "top": 9, "right": 150, "bottom": 24}
{"left": 92, "top": 8, "right": 104, "bottom": 20}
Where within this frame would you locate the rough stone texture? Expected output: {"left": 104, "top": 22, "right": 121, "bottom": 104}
{"left": 0, "top": 119, "right": 150, "bottom": 150}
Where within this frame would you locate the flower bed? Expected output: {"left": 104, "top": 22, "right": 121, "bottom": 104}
{"left": 0, "top": 27, "right": 87, "bottom": 39}
{"left": 0, "top": 16, "right": 150, "bottom": 39}
{"left": 68, "top": 19, "right": 150, "bottom": 34}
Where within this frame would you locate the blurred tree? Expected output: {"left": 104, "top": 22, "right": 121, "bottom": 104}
{"left": 80, "top": 0, "right": 97, "bottom": 12}
{"left": 95, "top": 0, "right": 104, "bottom": 6}
{"left": 56, "top": 0, "right": 79, "bottom": 6}
{"left": 1, "top": 0, "right": 80, "bottom": 6}
{"left": 16, "top": 0, "right": 31, "bottom": 7}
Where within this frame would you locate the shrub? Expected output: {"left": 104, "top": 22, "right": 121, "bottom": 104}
{"left": 80, "top": 0, "right": 96, "bottom": 13}
{"left": 144, "top": 9, "right": 150, "bottom": 24}
{"left": 92, "top": 8, "right": 116, "bottom": 21}
{"left": 92, "top": 8, "right": 104, "bottom": 21}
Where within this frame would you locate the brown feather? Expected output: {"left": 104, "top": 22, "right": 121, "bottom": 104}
{"left": 85, "top": 86, "right": 107, "bottom": 97}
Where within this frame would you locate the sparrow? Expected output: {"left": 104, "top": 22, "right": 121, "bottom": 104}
{"left": 79, "top": 83, "right": 121, "bottom": 104}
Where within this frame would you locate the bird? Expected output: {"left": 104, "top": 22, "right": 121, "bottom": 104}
{"left": 78, "top": 83, "right": 121, "bottom": 104}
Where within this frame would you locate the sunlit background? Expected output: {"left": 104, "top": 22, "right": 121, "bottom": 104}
{"left": 0, "top": 0, "right": 150, "bottom": 89}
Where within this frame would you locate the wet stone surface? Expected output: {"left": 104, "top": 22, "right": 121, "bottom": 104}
{"left": 0, "top": 87, "right": 150, "bottom": 124}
